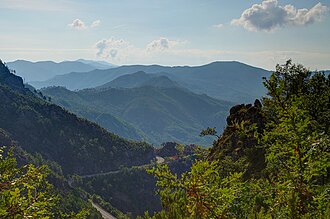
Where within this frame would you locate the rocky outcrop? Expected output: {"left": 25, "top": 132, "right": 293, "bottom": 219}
{"left": 209, "top": 99, "right": 266, "bottom": 178}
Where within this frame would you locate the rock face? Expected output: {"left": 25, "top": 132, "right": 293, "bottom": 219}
{"left": 209, "top": 99, "right": 266, "bottom": 178}
{"left": 226, "top": 99, "right": 264, "bottom": 133}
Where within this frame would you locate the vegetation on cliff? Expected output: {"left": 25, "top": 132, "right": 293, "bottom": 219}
{"left": 142, "top": 61, "right": 330, "bottom": 218}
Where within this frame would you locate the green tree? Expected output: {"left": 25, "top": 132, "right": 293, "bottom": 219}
{"left": 261, "top": 60, "right": 330, "bottom": 218}
{"left": 144, "top": 160, "right": 243, "bottom": 219}
{"left": 143, "top": 60, "right": 330, "bottom": 219}
{"left": 0, "top": 147, "right": 90, "bottom": 218}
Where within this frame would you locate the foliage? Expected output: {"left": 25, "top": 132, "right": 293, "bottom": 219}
{"left": 0, "top": 147, "right": 90, "bottom": 218}
{"left": 41, "top": 85, "right": 231, "bottom": 145}
{"left": 199, "top": 127, "right": 219, "bottom": 138}
{"left": 79, "top": 167, "right": 161, "bottom": 218}
{"left": 0, "top": 61, "right": 155, "bottom": 175}
{"left": 146, "top": 160, "right": 244, "bottom": 219}
{"left": 91, "top": 194, "right": 130, "bottom": 219}
{"left": 261, "top": 60, "right": 330, "bottom": 218}
{"left": 142, "top": 61, "right": 330, "bottom": 218}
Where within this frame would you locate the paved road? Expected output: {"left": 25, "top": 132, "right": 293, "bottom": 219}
{"left": 81, "top": 157, "right": 166, "bottom": 218}
{"left": 92, "top": 202, "right": 116, "bottom": 219}
{"left": 80, "top": 156, "right": 165, "bottom": 179}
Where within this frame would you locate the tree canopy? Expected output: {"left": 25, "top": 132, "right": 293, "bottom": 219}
{"left": 141, "top": 60, "right": 330, "bottom": 219}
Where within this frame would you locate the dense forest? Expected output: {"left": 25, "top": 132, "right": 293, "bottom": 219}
{"left": 0, "top": 60, "right": 152, "bottom": 217}
{"left": 0, "top": 60, "right": 155, "bottom": 175}
{"left": 139, "top": 60, "right": 330, "bottom": 218}
{"left": 1, "top": 60, "right": 329, "bottom": 218}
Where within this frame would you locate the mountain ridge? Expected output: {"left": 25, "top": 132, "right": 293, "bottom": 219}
{"left": 42, "top": 85, "right": 232, "bottom": 145}
{"left": 97, "top": 71, "right": 180, "bottom": 89}
{"left": 0, "top": 60, "right": 155, "bottom": 175}
{"left": 7, "top": 60, "right": 97, "bottom": 82}
{"left": 31, "top": 61, "right": 270, "bottom": 103}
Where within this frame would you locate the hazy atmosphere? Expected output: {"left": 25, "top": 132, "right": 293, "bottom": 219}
{"left": 1, "top": 1, "right": 329, "bottom": 218}
{"left": 1, "top": 0, "right": 330, "bottom": 69}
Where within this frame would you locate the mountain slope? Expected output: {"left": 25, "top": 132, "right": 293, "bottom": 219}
{"left": 97, "top": 71, "right": 179, "bottom": 89}
{"left": 42, "top": 86, "right": 148, "bottom": 142}
{"left": 31, "top": 61, "right": 270, "bottom": 103}
{"left": 76, "top": 59, "right": 117, "bottom": 69}
{"left": 0, "top": 61, "right": 154, "bottom": 175}
{"left": 7, "top": 60, "right": 97, "bottom": 82}
{"left": 42, "top": 85, "right": 233, "bottom": 145}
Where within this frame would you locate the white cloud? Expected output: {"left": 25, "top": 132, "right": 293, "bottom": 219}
{"left": 94, "top": 37, "right": 182, "bottom": 62}
{"left": 231, "top": 1, "right": 329, "bottom": 32}
{"left": 68, "top": 19, "right": 87, "bottom": 30}
{"left": 146, "top": 37, "right": 179, "bottom": 52}
{"left": 91, "top": 20, "right": 101, "bottom": 28}
{"left": 95, "top": 38, "right": 130, "bottom": 59}
{"left": 69, "top": 19, "right": 101, "bottom": 30}
{"left": 213, "top": 23, "right": 224, "bottom": 28}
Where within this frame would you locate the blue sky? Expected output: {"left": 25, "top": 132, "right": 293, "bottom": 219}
{"left": 0, "top": 0, "right": 329, "bottom": 70}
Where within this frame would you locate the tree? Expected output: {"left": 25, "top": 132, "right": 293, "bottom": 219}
{"left": 143, "top": 60, "right": 330, "bottom": 218}
{"left": 0, "top": 147, "right": 90, "bottom": 218}
{"left": 143, "top": 160, "right": 243, "bottom": 219}
{"left": 261, "top": 60, "right": 330, "bottom": 218}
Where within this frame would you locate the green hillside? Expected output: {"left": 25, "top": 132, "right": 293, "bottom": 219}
{"left": 42, "top": 85, "right": 232, "bottom": 145}
{"left": 0, "top": 60, "right": 155, "bottom": 175}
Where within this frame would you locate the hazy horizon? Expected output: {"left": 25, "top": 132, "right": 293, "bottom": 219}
{"left": 1, "top": 0, "right": 330, "bottom": 70}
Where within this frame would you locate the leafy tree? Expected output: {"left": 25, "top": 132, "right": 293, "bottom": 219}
{"left": 142, "top": 60, "right": 330, "bottom": 218}
{"left": 199, "top": 127, "right": 219, "bottom": 138}
{"left": 0, "top": 147, "right": 90, "bottom": 218}
{"left": 144, "top": 160, "right": 243, "bottom": 219}
{"left": 261, "top": 60, "right": 330, "bottom": 218}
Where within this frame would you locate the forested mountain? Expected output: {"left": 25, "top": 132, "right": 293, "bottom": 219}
{"left": 97, "top": 71, "right": 179, "bottom": 89}
{"left": 0, "top": 129, "right": 104, "bottom": 218}
{"left": 42, "top": 85, "right": 232, "bottom": 145}
{"left": 0, "top": 60, "right": 155, "bottom": 175}
{"left": 41, "top": 86, "right": 148, "bottom": 142}
{"left": 31, "top": 61, "right": 269, "bottom": 103}
{"left": 7, "top": 60, "right": 97, "bottom": 82}
{"left": 144, "top": 61, "right": 330, "bottom": 219}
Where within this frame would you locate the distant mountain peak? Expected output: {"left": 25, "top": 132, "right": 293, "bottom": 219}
{"left": 97, "top": 71, "right": 180, "bottom": 90}
{"left": 76, "top": 59, "right": 116, "bottom": 69}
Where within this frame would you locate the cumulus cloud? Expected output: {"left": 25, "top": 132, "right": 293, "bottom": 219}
{"left": 95, "top": 38, "right": 130, "bottom": 59}
{"left": 91, "top": 20, "right": 101, "bottom": 28}
{"left": 231, "top": 0, "right": 329, "bottom": 31}
{"left": 146, "top": 38, "right": 179, "bottom": 51}
{"left": 68, "top": 19, "right": 86, "bottom": 30}
{"left": 69, "top": 19, "right": 101, "bottom": 30}
{"left": 94, "top": 37, "right": 183, "bottom": 61}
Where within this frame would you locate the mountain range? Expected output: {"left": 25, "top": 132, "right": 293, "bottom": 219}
{"left": 0, "top": 60, "right": 154, "bottom": 175}
{"left": 30, "top": 61, "right": 270, "bottom": 103}
{"left": 42, "top": 80, "right": 232, "bottom": 145}
{"left": 6, "top": 59, "right": 115, "bottom": 82}
{"left": 97, "top": 71, "right": 180, "bottom": 89}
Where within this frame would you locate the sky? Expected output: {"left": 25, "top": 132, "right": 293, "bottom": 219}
{"left": 0, "top": 0, "right": 329, "bottom": 70}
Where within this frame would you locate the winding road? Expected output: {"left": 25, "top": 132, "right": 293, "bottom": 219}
{"left": 92, "top": 202, "right": 116, "bottom": 219}
{"left": 82, "top": 156, "right": 165, "bottom": 218}
{"left": 80, "top": 156, "right": 165, "bottom": 179}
